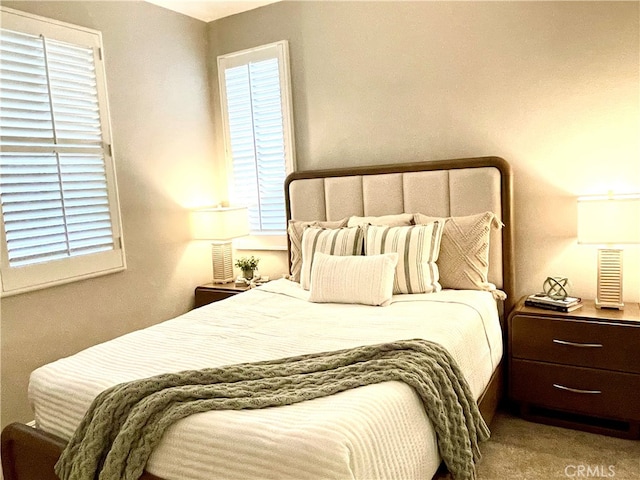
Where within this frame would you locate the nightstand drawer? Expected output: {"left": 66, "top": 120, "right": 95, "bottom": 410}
{"left": 511, "top": 315, "right": 640, "bottom": 374}
{"left": 511, "top": 359, "right": 640, "bottom": 421}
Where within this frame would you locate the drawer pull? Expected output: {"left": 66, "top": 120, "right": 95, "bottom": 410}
{"left": 553, "top": 383, "right": 601, "bottom": 395}
{"left": 552, "top": 339, "right": 603, "bottom": 348}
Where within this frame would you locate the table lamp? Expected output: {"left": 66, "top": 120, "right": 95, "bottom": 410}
{"left": 577, "top": 193, "right": 640, "bottom": 309}
{"left": 192, "top": 207, "right": 249, "bottom": 283}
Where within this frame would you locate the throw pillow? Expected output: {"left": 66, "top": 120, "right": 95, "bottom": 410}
{"left": 364, "top": 222, "right": 443, "bottom": 294}
{"left": 413, "top": 211, "right": 501, "bottom": 291}
{"left": 308, "top": 252, "right": 398, "bottom": 306}
{"left": 347, "top": 213, "right": 414, "bottom": 227}
{"left": 300, "top": 226, "right": 365, "bottom": 290}
{"left": 288, "top": 218, "right": 348, "bottom": 282}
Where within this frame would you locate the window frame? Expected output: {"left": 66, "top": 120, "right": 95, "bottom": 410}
{"left": 0, "top": 7, "right": 126, "bottom": 296}
{"left": 217, "top": 40, "right": 295, "bottom": 251}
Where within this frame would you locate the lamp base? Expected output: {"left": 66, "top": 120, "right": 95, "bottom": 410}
{"left": 211, "top": 242, "right": 235, "bottom": 284}
{"left": 595, "top": 300, "right": 624, "bottom": 310}
{"left": 595, "top": 248, "right": 624, "bottom": 310}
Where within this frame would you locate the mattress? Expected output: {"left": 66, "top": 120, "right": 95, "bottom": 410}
{"left": 29, "top": 279, "right": 503, "bottom": 480}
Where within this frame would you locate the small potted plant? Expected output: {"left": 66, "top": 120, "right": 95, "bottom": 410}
{"left": 235, "top": 256, "right": 260, "bottom": 280}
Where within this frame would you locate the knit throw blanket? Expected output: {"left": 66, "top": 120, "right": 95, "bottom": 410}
{"left": 55, "top": 339, "right": 489, "bottom": 480}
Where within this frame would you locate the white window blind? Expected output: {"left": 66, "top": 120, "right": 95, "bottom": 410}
{"left": 218, "top": 41, "right": 295, "bottom": 240}
{"left": 0, "top": 7, "right": 125, "bottom": 296}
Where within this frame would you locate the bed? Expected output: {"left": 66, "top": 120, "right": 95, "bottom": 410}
{"left": 1, "top": 156, "right": 515, "bottom": 480}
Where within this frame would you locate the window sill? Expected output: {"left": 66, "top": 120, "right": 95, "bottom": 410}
{"left": 1, "top": 264, "right": 126, "bottom": 297}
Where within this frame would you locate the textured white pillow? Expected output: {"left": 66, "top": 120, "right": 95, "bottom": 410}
{"left": 347, "top": 213, "right": 414, "bottom": 227}
{"left": 364, "top": 222, "right": 444, "bottom": 294}
{"left": 309, "top": 252, "right": 398, "bottom": 306}
{"left": 413, "top": 211, "right": 501, "bottom": 291}
{"left": 300, "top": 226, "right": 365, "bottom": 290}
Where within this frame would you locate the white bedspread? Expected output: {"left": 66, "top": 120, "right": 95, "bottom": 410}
{"left": 29, "top": 279, "right": 502, "bottom": 480}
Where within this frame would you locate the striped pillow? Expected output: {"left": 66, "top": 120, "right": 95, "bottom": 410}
{"left": 287, "top": 218, "right": 348, "bottom": 282}
{"left": 364, "top": 222, "right": 444, "bottom": 294}
{"left": 300, "top": 226, "right": 364, "bottom": 290}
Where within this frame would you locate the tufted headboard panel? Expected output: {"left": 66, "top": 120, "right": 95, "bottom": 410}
{"left": 285, "top": 156, "right": 515, "bottom": 310}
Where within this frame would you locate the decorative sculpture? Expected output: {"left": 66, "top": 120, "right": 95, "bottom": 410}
{"left": 543, "top": 276, "right": 569, "bottom": 300}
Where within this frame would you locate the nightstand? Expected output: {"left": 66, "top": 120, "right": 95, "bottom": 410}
{"left": 194, "top": 282, "right": 250, "bottom": 308}
{"left": 508, "top": 297, "right": 640, "bottom": 438}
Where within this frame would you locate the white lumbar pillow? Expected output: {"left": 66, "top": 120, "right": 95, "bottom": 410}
{"left": 308, "top": 252, "right": 398, "bottom": 306}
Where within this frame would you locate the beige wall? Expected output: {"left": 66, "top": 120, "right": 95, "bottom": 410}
{"left": 0, "top": 1, "right": 220, "bottom": 426}
{"left": 209, "top": 1, "right": 640, "bottom": 302}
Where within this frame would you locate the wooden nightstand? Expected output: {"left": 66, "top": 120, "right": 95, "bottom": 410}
{"left": 194, "top": 282, "right": 250, "bottom": 308}
{"left": 508, "top": 297, "right": 640, "bottom": 438}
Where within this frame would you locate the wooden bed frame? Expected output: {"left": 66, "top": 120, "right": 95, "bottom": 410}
{"left": 2, "top": 156, "right": 514, "bottom": 480}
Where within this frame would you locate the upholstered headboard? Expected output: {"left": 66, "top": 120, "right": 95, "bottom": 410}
{"left": 285, "top": 156, "right": 515, "bottom": 311}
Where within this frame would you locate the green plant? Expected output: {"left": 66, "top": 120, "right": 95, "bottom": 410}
{"left": 235, "top": 256, "right": 260, "bottom": 271}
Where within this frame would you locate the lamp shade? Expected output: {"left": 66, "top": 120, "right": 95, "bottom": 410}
{"left": 577, "top": 194, "right": 640, "bottom": 245}
{"left": 191, "top": 207, "right": 249, "bottom": 241}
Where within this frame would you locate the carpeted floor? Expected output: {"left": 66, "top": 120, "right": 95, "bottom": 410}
{"left": 472, "top": 411, "right": 640, "bottom": 479}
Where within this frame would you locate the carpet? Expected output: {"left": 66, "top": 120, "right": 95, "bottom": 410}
{"left": 437, "top": 411, "right": 640, "bottom": 479}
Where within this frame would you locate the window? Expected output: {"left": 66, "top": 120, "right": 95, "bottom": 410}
{"left": 217, "top": 41, "right": 295, "bottom": 249}
{"left": 0, "top": 7, "right": 125, "bottom": 296}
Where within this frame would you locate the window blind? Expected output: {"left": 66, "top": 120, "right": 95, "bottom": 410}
{"left": 218, "top": 41, "right": 295, "bottom": 235}
{"left": 0, "top": 8, "right": 125, "bottom": 295}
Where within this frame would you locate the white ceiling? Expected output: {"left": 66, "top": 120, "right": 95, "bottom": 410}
{"left": 146, "top": 0, "right": 281, "bottom": 22}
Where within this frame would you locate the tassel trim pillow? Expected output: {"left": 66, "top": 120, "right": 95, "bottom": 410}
{"left": 413, "top": 211, "right": 502, "bottom": 292}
